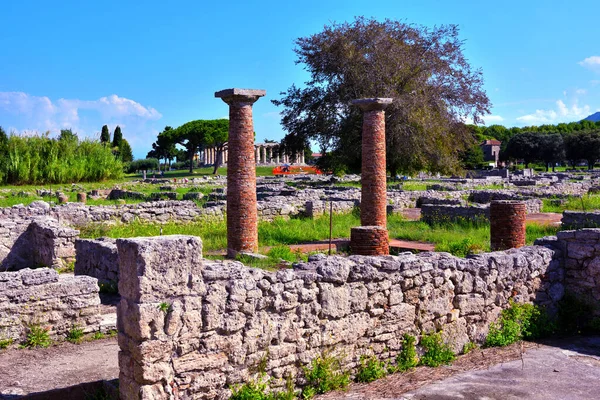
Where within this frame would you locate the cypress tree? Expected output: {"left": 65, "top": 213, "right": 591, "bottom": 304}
{"left": 100, "top": 125, "right": 110, "bottom": 144}
{"left": 112, "top": 126, "right": 123, "bottom": 148}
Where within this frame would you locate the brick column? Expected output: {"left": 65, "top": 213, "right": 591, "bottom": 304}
{"left": 353, "top": 98, "right": 393, "bottom": 228}
{"left": 216, "top": 88, "right": 265, "bottom": 257}
{"left": 490, "top": 200, "right": 526, "bottom": 251}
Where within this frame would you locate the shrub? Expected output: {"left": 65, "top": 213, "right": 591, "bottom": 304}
{"left": 355, "top": 355, "right": 387, "bottom": 383}
{"left": 66, "top": 325, "right": 85, "bottom": 344}
{"left": 302, "top": 352, "right": 350, "bottom": 399}
{"left": 462, "top": 341, "right": 478, "bottom": 354}
{"left": 91, "top": 331, "right": 106, "bottom": 340}
{"left": 23, "top": 325, "right": 52, "bottom": 348}
{"left": 395, "top": 334, "right": 419, "bottom": 372}
{"left": 229, "top": 373, "right": 295, "bottom": 400}
{"left": 485, "top": 301, "right": 554, "bottom": 347}
{"left": 419, "top": 332, "right": 455, "bottom": 367}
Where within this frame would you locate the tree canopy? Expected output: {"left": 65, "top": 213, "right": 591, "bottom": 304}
{"left": 166, "top": 119, "right": 229, "bottom": 174}
{"left": 100, "top": 125, "right": 110, "bottom": 144}
{"left": 273, "top": 17, "right": 491, "bottom": 175}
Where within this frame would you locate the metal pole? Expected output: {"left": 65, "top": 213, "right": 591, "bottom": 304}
{"left": 329, "top": 198, "right": 333, "bottom": 256}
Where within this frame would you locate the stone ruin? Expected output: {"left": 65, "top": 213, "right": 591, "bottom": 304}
{"left": 114, "top": 229, "right": 599, "bottom": 399}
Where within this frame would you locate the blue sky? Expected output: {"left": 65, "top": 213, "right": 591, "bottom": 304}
{"left": 1, "top": 0, "right": 599, "bottom": 159}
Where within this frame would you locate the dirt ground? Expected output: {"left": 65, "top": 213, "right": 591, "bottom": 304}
{"left": 0, "top": 338, "right": 119, "bottom": 398}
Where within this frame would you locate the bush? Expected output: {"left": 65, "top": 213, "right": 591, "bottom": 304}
{"left": 355, "top": 355, "right": 387, "bottom": 383}
{"left": 419, "top": 332, "right": 455, "bottom": 367}
{"left": 485, "top": 301, "right": 554, "bottom": 347}
{"left": 229, "top": 373, "right": 295, "bottom": 400}
{"left": 302, "top": 352, "right": 350, "bottom": 399}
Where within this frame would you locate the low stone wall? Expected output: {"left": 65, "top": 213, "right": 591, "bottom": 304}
{"left": 304, "top": 199, "right": 359, "bottom": 218}
{"left": 561, "top": 210, "right": 600, "bottom": 229}
{"left": 75, "top": 238, "right": 118, "bottom": 287}
{"left": 420, "top": 204, "right": 489, "bottom": 225}
{"left": 0, "top": 217, "right": 79, "bottom": 271}
{"left": 536, "top": 229, "right": 600, "bottom": 315}
{"left": 0, "top": 268, "right": 101, "bottom": 342}
{"left": 116, "top": 235, "right": 558, "bottom": 399}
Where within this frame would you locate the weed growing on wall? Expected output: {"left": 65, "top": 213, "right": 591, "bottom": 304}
{"left": 22, "top": 325, "right": 51, "bottom": 348}
{"left": 66, "top": 325, "right": 85, "bottom": 344}
{"left": 0, "top": 338, "right": 13, "bottom": 349}
{"left": 355, "top": 355, "right": 388, "bottom": 383}
{"left": 419, "top": 332, "right": 455, "bottom": 367}
{"left": 229, "top": 373, "right": 295, "bottom": 400}
{"left": 158, "top": 302, "right": 170, "bottom": 314}
{"left": 462, "top": 341, "right": 478, "bottom": 354}
{"left": 301, "top": 352, "right": 350, "bottom": 399}
{"left": 395, "top": 334, "right": 419, "bottom": 372}
{"left": 485, "top": 301, "right": 554, "bottom": 347}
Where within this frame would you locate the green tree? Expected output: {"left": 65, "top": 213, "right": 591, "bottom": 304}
{"left": 273, "top": 17, "right": 491, "bottom": 176}
{"left": 58, "top": 129, "right": 78, "bottom": 143}
{"left": 503, "top": 132, "right": 540, "bottom": 168}
{"left": 170, "top": 119, "right": 229, "bottom": 174}
{"left": 100, "top": 125, "right": 110, "bottom": 145}
{"left": 112, "top": 126, "right": 123, "bottom": 148}
{"left": 564, "top": 133, "right": 583, "bottom": 168}
{"left": 574, "top": 131, "right": 600, "bottom": 170}
{"left": 148, "top": 126, "right": 179, "bottom": 171}
{"left": 460, "top": 144, "right": 485, "bottom": 170}
{"left": 538, "top": 133, "right": 564, "bottom": 172}
{"left": 119, "top": 138, "right": 134, "bottom": 163}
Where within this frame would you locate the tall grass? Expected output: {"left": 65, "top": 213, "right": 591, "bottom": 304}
{"left": 542, "top": 194, "right": 600, "bottom": 213}
{"left": 0, "top": 133, "right": 122, "bottom": 185}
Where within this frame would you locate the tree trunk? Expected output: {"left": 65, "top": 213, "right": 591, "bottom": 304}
{"left": 189, "top": 148, "right": 194, "bottom": 174}
{"left": 212, "top": 146, "right": 222, "bottom": 175}
{"left": 545, "top": 162, "right": 549, "bottom": 172}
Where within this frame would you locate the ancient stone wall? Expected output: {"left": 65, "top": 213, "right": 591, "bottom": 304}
{"left": 561, "top": 210, "right": 600, "bottom": 229}
{"left": 0, "top": 217, "right": 78, "bottom": 271}
{"left": 420, "top": 204, "right": 489, "bottom": 225}
{"left": 75, "top": 238, "right": 119, "bottom": 287}
{"left": 536, "top": 229, "right": 600, "bottom": 316}
{"left": 0, "top": 268, "right": 101, "bottom": 342}
{"left": 116, "top": 235, "right": 559, "bottom": 399}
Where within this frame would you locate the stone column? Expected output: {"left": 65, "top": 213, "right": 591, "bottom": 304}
{"left": 301, "top": 150, "right": 305, "bottom": 164}
{"left": 353, "top": 97, "right": 392, "bottom": 228}
{"left": 267, "top": 147, "right": 272, "bottom": 163}
{"left": 490, "top": 200, "right": 526, "bottom": 250}
{"left": 255, "top": 146, "right": 260, "bottom": 164}
{"left": 216, "top": 88, "right": 265, "bottom": 257}
{"left": 262, "top": 146, "right": 266, "bottom": 165}
{"left": 276, "top": 150, "right": 280, "bottom": 164}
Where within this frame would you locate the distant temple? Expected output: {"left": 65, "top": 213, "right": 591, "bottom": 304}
{"left": 481, "top": 139, "right": 501, "bottom": 167}
{"left": 202, "top": 143, "right": 305, "bottom": 165}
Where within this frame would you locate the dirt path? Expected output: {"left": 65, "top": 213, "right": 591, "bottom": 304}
{"left": 0, "top": 338, "right": 119, "bottom": 398}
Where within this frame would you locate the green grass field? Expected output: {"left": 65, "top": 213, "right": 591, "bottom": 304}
{"left": 542, "top": 194, "right": 600, "bottom": 213}
{"left": 77, "top": 212, "right": 559, "bottom": 258}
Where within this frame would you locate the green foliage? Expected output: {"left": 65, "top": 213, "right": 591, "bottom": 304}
{"left": 301, "top": 352, "right": 350, "bottom": 399}
{"left": 158, "top": 302, "right": 170, "bottom": 313}
{"left": 23, "top": 325, "right": 52, "bottom": 348}
{"left": 462, "top": 341, "right": 478, "bottom": 354}
{"left": 355, "top": 355, "right": 387, "bottom": 383}
{"left": 419, "top": 332, "right": 455, "bottom": 367}
{"left": 100, "top": 125, "right": 111, "bottom": 144}
{"left": 56, "top": 261, "right": 75, "bottom": 274}
{"left": 446, "top": 237, "right": 483, "bottom": 257}
{"left": 112, "top": 126, "right": 123, "bottom": 148}
{"left": 0, "top": 338, "right": 13, "bottom": 349}
{"left": 91, "top": 331, "right": 106, "bottom": 340}
{"left": 395, "top": 334, "right": 419, "bottom": 372}
{"left": 66, "top": 325, "right": 85, "bottom": 344}
{"left": 169, "top": 119, "right": 229, "bottom": 173}
{"left": 229, "top": 373, "right": 295, "bottom": 400}
{"left": 0, "top": 133, "right": 123, "bottom": 184}
{"left": 267, "top": 245, "right": 303, "bottom": 263}
{"left": 274, "top": 17, "right": 490, "bottom": 176}
{"left": 119, "top": 139, "right": 134, "bottom": 163}
{"left": 127, "top": 158, "right": 160, "bottom": 173}
{"left": 485, "top": 301, "right": 554, "bottom": 347}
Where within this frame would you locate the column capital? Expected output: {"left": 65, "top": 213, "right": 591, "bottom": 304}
{"left": 352, "top": 97, "right": 393, "bottom": 112}
{"left": 215, "top": 88, "right": 266, "bottom": 105}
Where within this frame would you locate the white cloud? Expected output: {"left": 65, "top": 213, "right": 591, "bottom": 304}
{"left": 579, "top": 56, "right": 600, "bottom": 73}
{"left": 0, "top": 92, "right": 163, "bottom": 158}
{"left": 575, "top": 88, "right": 587, "bottom": 95}
{"left": 516, "top": 100, "right": 591, "bottom": 125}
{"left": 484, "top": 115, "right": 504, "bottom": 124}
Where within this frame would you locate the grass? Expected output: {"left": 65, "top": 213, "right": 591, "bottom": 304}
{"left": 77, "top": 211, "right": 560, "bottom": 258}
{"left": 542, "top": 194, "right": 600, "bottom": 213}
